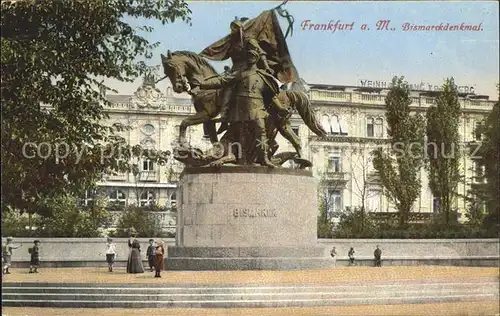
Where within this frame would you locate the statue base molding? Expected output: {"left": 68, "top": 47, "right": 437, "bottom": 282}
{"left": 167, "top": 166, "right": 330, "bottom": 270}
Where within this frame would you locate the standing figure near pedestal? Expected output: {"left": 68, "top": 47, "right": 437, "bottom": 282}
{"left": 154, "top": 239, "right": 165, "bottom": 278}
{"left": 127, "top": 239, "right": 144, "bottom": 274}
{"left": 193, "top": 49, "right": 280, "bottom": 167}
{"left": 146, "top": 239, "right": 156, "bottom": 272}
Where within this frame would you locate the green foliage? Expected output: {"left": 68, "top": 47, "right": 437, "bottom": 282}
{"left": 1, "top": 211, "right": 43, "bottom": 237}
{"left": 334, "top": 207, "right": 377, "bottom": 238}
{"left": 425, "top": 78, "right": 461, "bottom": 225}
{"left": 331, "top": 215, "right": 494, "bottom": 239}
{"left": 467, "top": 100, "right": 499, "bottom": 235}
{"left": 372, "top": 76, "right": 426, "bottom": 226}
{"left": 2, "top": 195, "right": 112, "bottom": 237}
{"left": 465, "top": 199, "right": 486, "bottom": 229}
{"left": 37, "top": 195, "right": 111, "bottom": 237}
{"left": 111, "top": 204, "right": 166, "bottom": 238}
{"left": 317, "top": 197, "right": 334, "bottom": 238}
{"left": 1, "top": 0, "right": 189, "bottom": 214}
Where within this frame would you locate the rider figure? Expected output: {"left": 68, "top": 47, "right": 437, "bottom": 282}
{"left": 193, "top": 49, "right": 280, "bottom": 168}
{"left": 216, "top": 18, "right": 289, "bottom": 132}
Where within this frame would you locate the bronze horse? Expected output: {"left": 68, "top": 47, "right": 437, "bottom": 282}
{"left": 160, "top": 50, "right": 326, "bottom": 159}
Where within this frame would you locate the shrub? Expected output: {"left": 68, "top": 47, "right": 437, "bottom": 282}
{"left": 36, "top": 195, "right": 111, "bottom": 237}
{"left": 110, "top": 204, "right": 167, "bottom": 238}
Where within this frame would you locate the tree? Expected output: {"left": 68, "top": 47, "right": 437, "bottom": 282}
{"left": 111, "top": 204, "right": 165, "bottom": 238}
{"left": 37, "top": 194, "right": 112, "bottom": 237}
{"left": 1, "top": 0, "right": 189, "bottom": 214}
{"left": 425, "top": 78, "right": 461, "bottom": 225}
{"left": 372, "top": 76, "right": 426, "bottom": 227}
{"left": 471, "top": 100, "right": 499, "bottom": 233}
{"left": 350, "top": 143, "right": 379, "bottom": 232}
{"left": 316, "top": 165, "right": 343, "bottom": 238}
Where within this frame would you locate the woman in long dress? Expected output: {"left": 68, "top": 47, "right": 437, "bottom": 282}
{"left": 127, "top": 239, "right": 144, "bottom": 274}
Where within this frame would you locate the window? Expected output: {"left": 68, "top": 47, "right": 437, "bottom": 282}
{"left": 474, "top": 122, "right": 482, "bottom": 141}
{"left": 142, "top": 159, "right": 155, "bottom": 171}
{"left": 109, "top": 189, "right": 126, "bottom": 205}
{"left": 366, "top": 118, "right": 374, "bottom": 137}
{"left": 83, "top": 189, "right": 96, "bottom": 206}
{"left": 170, "top": 191, "right": 177, "bottom": 208}
{"left": 292, "top": 126, "right": 300, "bottom": 136}
{"left": 433, "top": 197, "right": 439, "bottom": 213}
{"left": 367, "top": 189, "right": 382, "bottom": 212}
{"left": 375, "top": 118, "right": 383, "bottom": 138}
{"left": 140, "top": 190, "right": 156, "bottom": 206}
{"left": 141, "top": 124, "right": 155, "bottom": 135}
{"left": 473, "top": 161, "right": 485, "bottom": 183}
{"left": 338, "top": 117, "right": 349, "bottom": 135}
{"left": 330, "top": 115, "right": 340, "bottom": 134}
{"left": 328, "top": 153, "right": 341, "bottom": 172}
{"left": 327, "top": 189, "right": 342, "bottom": 217}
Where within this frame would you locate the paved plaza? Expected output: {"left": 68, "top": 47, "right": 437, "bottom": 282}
{"left": 2, "top": 266, "right": 499, "bottom": 315}
{"left": 1, "top": 266, "right": 498, "bottom": 284}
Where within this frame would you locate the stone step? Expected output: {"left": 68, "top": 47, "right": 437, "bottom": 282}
{"left": 2, "top": 281, "right": 498, "bottom": 308}
{"left": 3, "top": 287, "right": 497, "bottom": 301}
{"left": 3, "top": 282, "right": 497, "bottom": 295}
{"left": 2, "top": 293, "right": 497, "bottom": 308}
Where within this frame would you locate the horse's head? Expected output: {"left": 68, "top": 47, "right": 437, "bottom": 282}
{"left": 161, "top": 50, "right": 218, "bottom": 93}
{"left": 161, "top": 50, "right": 187, "bottom": 93}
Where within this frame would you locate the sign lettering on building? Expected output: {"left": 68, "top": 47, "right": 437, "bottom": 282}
{"left": 357, "top": 79, "right": 475, "bottom": 94}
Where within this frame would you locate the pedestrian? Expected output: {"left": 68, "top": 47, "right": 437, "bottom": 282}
{"left": 105, "top": 237, "right": 117, "bottom": 272}
{"left": 126, "top": 228, "right": 137, "bottom": 271}
{"left": 374, "top": 245, "right": 382, "bottom": 267}
{"left": 127, "top": 238, "right": 144, "bottom": 274}
{"left": 146, "top": 239, "right": 156, "bottom": 272}
{"left": 348, "top": 247, "right": 355, "bottom": 265}
{"left": 330, "top": 246, "right": 337, "bottom": 267}
{"left": 2, "top": 237, "right": 22, "bottom": 275}
{"left": 28, "top": 240, "right": 41, "bottom": 273}
{"left": 154, "top": 239, "right": 165, "bottom": 278}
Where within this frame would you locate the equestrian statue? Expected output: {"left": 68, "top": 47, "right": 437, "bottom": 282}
{"left": 159, "top": 5, "right": 326, "bottom": 169}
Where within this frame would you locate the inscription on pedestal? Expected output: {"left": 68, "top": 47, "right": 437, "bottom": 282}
{"left": 233, "top": 209, "right": 277, "bottom": 218}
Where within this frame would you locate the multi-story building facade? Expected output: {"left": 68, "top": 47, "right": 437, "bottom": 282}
{"left": 99, "top": 77, "right": 495, "bottom": 226}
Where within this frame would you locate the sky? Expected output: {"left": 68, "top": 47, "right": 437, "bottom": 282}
{"left": 104, "top": 1, "right": 499, "bottom": 100}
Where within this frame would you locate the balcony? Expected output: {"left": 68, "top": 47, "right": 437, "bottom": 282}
{"left": 366, "top": 172, "right": 381, "bottom": 184}
{"left": 107, "top": 173, "right": 128, "bottom": 181}
{"left": 324, "top": 171, "right": 348, "bottom": 182}
{"left": 309, "top": 90, "right": 495, "bottom": 111}
{"left": 137, "top": 170, "right": 158, "bottom": 182}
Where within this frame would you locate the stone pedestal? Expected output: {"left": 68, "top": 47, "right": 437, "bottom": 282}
{"left": 166, "top": 166, "right": 330, "bottom": 270}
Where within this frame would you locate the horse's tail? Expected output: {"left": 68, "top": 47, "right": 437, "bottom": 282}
{"left": 285, "top": 91, "right": 327, "bottom": 137}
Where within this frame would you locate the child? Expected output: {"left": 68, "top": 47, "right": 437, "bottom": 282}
{"left": 2, "top": 237, "right": 22, "bottom": 275}
{"left": 154, "top": 239, "right": 165, "bottom": 278}
{"left": 29, "top": 240, "right": 40, "bottom": 273}
{"left": 105, "top": 238, "right": 117, "bottom": 272}
{"left": 330, "top": 246, "right": 337, "bottom": 267}
{"left": 146, "top": 239, "right": 156, "bottom": 272}
{"left": 348, "top": 247, "right": 355, "bottom": 265}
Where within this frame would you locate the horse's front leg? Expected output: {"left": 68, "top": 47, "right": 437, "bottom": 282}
{"left": 178, "top": 110, "right": 211, "bottom": 145}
